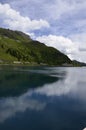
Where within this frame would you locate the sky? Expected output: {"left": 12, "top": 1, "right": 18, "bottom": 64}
{"left": 0, "top": 0, "right": 86, "bottom": 62}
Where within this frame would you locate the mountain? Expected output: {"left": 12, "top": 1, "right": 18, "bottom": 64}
{"left": 0, "top": 28, "right": 72, "bottom": 65}
{"left": 72, "top": 60, "right": 86, "bottom": 67}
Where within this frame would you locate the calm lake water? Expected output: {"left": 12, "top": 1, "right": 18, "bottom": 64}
{"left": 0, "top": 66, "right": 86, "bottom": 130}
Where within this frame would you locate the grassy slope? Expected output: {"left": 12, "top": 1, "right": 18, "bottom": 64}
{"left": 0, "top": 28, "right": 71, "bottom": 65}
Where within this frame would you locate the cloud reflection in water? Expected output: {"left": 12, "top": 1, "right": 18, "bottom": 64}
{"left": 0, "top": 91, "right": 46, "bottom": 123}
{"left": 0, "top": 67, "right": 86, "bottom": 124}
{"left": 35, "top": 68, "right": 86, "bottom": 99}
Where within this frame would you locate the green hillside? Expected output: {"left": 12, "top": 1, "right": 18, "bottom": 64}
{"left": 0, "top": 28, "right": 71, "bottom": 65}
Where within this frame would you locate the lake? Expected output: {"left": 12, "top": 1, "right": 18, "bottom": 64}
{"left": 0, "top": 66, "right": 86, "bottom": 130}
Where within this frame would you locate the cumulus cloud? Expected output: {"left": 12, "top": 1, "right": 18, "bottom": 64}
{"left": 0, "top": 3, "right": 49, "bottom": 33}
{"left": 36, "top": 34, "right": 86, "bottom": 62}
{"left": 0, "top": 1, "right": 86, "bottom": 62}
{"left": 36, "top": 35, "right": 78, "bottom": 60}
{"left": 69, "top": 33, "right": 86, "bottom": 62}
{"left": 6, "top": 0, "right": 86, "bottom": 36}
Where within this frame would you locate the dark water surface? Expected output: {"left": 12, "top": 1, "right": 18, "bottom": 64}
{"left": 0, "top": 66, "right": 86, "bottom": 130}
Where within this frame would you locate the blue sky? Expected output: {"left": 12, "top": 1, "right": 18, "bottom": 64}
{"left": 0, "top": 0, "right": 86, "bottom": 62}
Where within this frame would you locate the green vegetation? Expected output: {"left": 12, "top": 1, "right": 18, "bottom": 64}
{"left": 72, "top": 60, "right": 86, "bottom": 67}
{"left": 0, "top": 28, "right": 71, "bottom": 65}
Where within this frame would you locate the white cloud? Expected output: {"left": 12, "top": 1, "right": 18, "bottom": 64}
{"left": 0, "top": 3, "right": 49, "bottom": 33}
{"left": 69, "top": 33, "right": 86, "bottom": 62}
{"left": 8, "top": 0, "right": 86, "bottom": 38}
{"left": 36, "top": 35, "right": 78, "bottom": 60}
{"left": 9, "top": 0, "right": 86, "bottom": 21}
{"left": 70, "top": 33, "right": 86, "bottom": 45}
{"left": 36, "top": 34, "right": 86, "bottom": 62}
{"left": 0, "top": 1, "right": 86, "bottom": 62}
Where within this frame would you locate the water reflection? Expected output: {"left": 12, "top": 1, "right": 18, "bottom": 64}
{"left": 0, "top": 91, "right": 46, "bottom": 123}
{"left": 34, "top": 67, "right": 86, "bottom": 99}
{"left": 0, "top": 66, "right": 63, "bottom": 97}
{"left": 0, "top": 67, "right": 86, "bottom": 130}
{"left": 0, "top": 66, "right": 65, "bottom": 123}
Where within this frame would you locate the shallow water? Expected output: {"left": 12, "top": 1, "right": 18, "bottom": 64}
{"left": 0, "top": 66, "right": 86, "bottom": 130}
